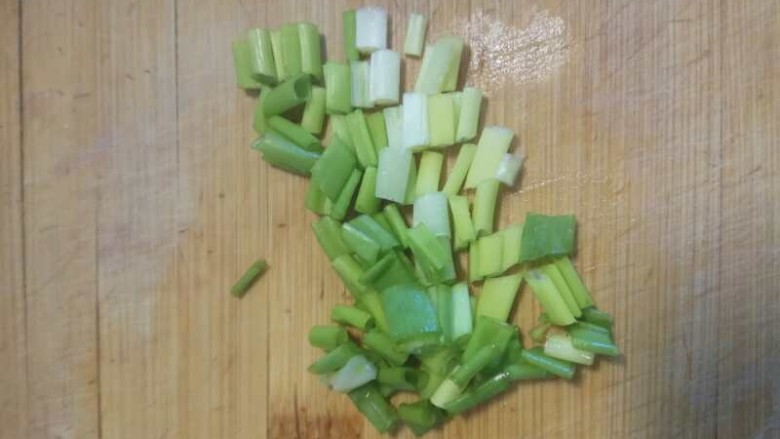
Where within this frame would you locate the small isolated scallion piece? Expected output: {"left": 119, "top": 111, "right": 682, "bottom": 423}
{"left": 403, "top": 13, "right": 427, "bottom": 57}
{"left": 369, "top": 49, "right": 401, "bottom": 106}
{"left": 495, "top": 153, "right": 524, "bottom": 186}
{"left": 355, "top": 6, "right": 388, "bottom": 54}
{"left": 230, "top": 259, "right": 268, "bottom": 297}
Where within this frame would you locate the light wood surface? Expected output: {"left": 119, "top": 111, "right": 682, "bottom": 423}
{"left": 2, "top": 0, "right": 779, "bottom": 438}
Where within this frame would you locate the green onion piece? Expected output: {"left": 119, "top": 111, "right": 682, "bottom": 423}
{"left": 298, "top": 22, "right": 323, "bottom": 81}
{"left": 366, "top": 111, "right": 388, "bottom": 152}
{"left": 476, "top": 232, "right": 504, "bottom": 278}
{"left": 376, "top": 147, "right": 413, "bottom": 203}
{"left": 499, "top": 223, "right": 524, "bottom": 272}
{"left": 398, "top": 400, "right": 442, "bottom": 437}
{"left": 406, "top": 225, "right": 456, "bottom": 285}
{"left": 383, "top": 106, "right": 403, "bottom": 149}
{"left": 252, "top": 132, "right": 321, "bottom": 176}
{"left": 569, "top": 326, "right": 620, "bottom": 357}
{"left": 442, "top": 143, "right": 477, "bottom": 196}
{"left": 362, "top": 330, "right": 409, "bottom": 366}
{"left": 521, "top": 347, "right": 576, "bottom": 379}
{"left": 330, "top": 355, "right": 378, "bottom": 393}
{"left": 330, "top": 115, "right": 354, "bottom": 149}
{"left": 377, "top": 367, "right": 421, "bottom": 391}
{"left": 449, "top": 283, "right": 474, "bottom": 339}
{"left": 403, "top": 13, "right": 427, "bottom": 57}
{"left": 356, "top": 291, "right": 390, "bottom": 333}
{"left": 309, "top": 341, "right": 361, "bottom": 374}
{"left": 355, "top": 167, "right": 381, "bottom": 214}
{"left": 380, "top": 282, "right": 441, "bottom": 342}
{"left": 449, "top": 195, "right": 476, "bottom": 250}
{"left": 232, "top": 39, "right": 263, "bottom": 90}
{"left": 573, "top": 321, "right": 613, "bottom": 337}
{"left": 369, "top": 49, "right": 401, "bottom": 105}
{"left": 361, "top": 251, "right": 416, "bottom": 291}
{"left": 262, "top": 73, "right": 312, "bottom": 116}
{"left": 462, "top": 316, "right": 515, "bottom": 363}
{"left": 455, "top": 87, "right": 483, "bottom": 143}
{"left": 349, "top": 214, "right": 400, "bottom": 251}
{"left": 308, "top": 325, "right": 349, "bottom": 351}
{"left": 246, "top": 28, "right": 277, "bottom": 86}
{"left": 404, "top": 158, "right": 418, "bottom": 205}
{"left": 529, "top": 322, "right": 552, "bottom": 343}
{"left": 383, "top": 204, "right": 410, "bottom": 247}
{"left": 476, "top": 273, "right": 523, "bottom": 322}
{"left": 331, "top": 304, "right": 374, "bottom": 330}
{"left": 519, "top": 213, "right": 576, "bottom": 262}
{"left": 413, "top": 192, "right": 450, "bottom": 238}
{"left": 329, "top": 169, "right": 362, "bottom": 221}
{"left": 342, "top": 222, "right": 381, "bottom": 265}
{"left": 331, "top": 254, "right": 370, "bottom": 298}
{"left": 525, "top": 269, "right": 576, "bottom": 326}
{"left": 348, "top": 383, "right": 398, "bottom": 434}
{"left": 544, "top": 334, "right": 594, "bottom": 366}
{"left": 280, "top": 23, "right": 302, "bottom": 77}
{"left": 464, "top": 126, "right": 514, "bottom": 189}
{"left": 342, "top": 9, "right": 359, "bottom": 61}
{"left": 305, "top": 183, "right": 330, "bottom": 215}
{"left": 439, "top": 36, "right": 464, "bottom": 92}
{"left": 371, "top": 211, "right": 393, "bottom": 232}
{"left": 355, "top": 6, "right": 388, "bottom": 54}
{"left": 323, "top": 62, "right": 352, "bottom": 115}
{"left": 468, "top": 239, "right": 482, "bottom": 282}
{"left": 301, "top": 86, "right": 326, "bottom": 134}
{"left": 430, "top": 284, "right": 451, "bottom": 340}
{"left": 415, "top": 152, "right": 444, "bottom": 196}
{"left": 444, "top": 372, "right": 511, "bottom": 416}
{"left": 313, "top": 134, "right": 355, "bottom": 186}
{"left": 473, "top": 179, "right": 500, "bottom": 236}
{"left": 312, "top": 216, "right": 350, "bottom": 261}
{"left": 267, "top": 116, "right": 322, "bottom": 152}
{"left": 347, "top": 109, "right": 377, "bottom": 167}
{"left": 230, "top": 259, "right": 268, "bottom": 297}
{"left": 504, "top": 363, "right": 551, "bottom": 381}
{"left": 401, "top": 92, "right": 429, "bottom": 150}
{"left": 427, "top": 94, "right": 456, "bottom": 147}
{"left": 541, "top": 263, "right": 582, "bottom": 318}
{"left": 581, "top": 306, "right": 614, "bottom": 328}
{"left": 270, "top": 30, "right": 287, "bottom": 80}
{"left": 350, "top": 61, "right": 372, "bottom": 108}
{"left": 431, "top": 344, "right": 502, "bottom": 408}
{"left": 495, "top": 153, "right": 524, "bottom": 186}
{"left": 414, "top": 40, "right": 454, "bottom": 94}
{"left": 556, "top": 257, "right": 596, "bottom": 309}
{"left": 252, "top": 90, "right": 268, "bottom": 134}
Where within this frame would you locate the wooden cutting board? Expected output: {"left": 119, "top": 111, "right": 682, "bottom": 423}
{"left": 2, "top": 0, "right": 779, "bottom": 438}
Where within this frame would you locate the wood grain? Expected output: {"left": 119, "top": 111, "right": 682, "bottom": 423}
{"left": 3, "top": 0, "right": 779, "bottom": 438}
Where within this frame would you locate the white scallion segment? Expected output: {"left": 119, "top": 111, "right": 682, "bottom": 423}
{"left": 376, "top": 147, "right": 413, "bottom": 203}
{"left": 464, "top": 126, "right": 514, "bottom": 189}
{"left": 450, "top": 283, "right": 473, "bottom": 339}
{"left": 329, "top": 355, "right": 378, "bottom": 392}
{"left": 403, "top": 13, "right": 427, "bottom": 57}
{"left": 427, "top": 94, "right": 456, "bottom": 147}
{"left": 414, "top": 41, "right": 455, "bottom": 94}
{"left": 413, "top": 192, "right": 451, "bottom": 238}
{"left": 350, "top": 60, "right": 372, "bottom": 108}
{"left": 430, "top": 377, "right": 463, "bottom": 408}
{"left": 355, "top": 7, "right": 388, "bottom": 54}
{"left": 383, "top": 106, "right": 403, "bottom": 149}
{"left": 544, "top": 334, "right": 595, "bottom": 366}
{"left": 401, "top": 92, "right": 430, "bottom": 150}
{"left": 456, "top": 87, "right": 483, "bottom": 143}
{"left": 369, "top": 49, "right": 401, "bottom": 105}
{"left": 439, "top": 36, "right": 464, "bottom": 92}
{"left": 495, "top": 153, "right": 524, "bottom": 186}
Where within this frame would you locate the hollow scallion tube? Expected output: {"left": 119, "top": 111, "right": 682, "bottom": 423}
{"left": 262, "top": 73, "right": 312, "bottom": 116}
{"left": 246, "top": 28, "right": 277, "bottom": 85}
{"left": 442, "top": 143, "right": 477, "bottom": 196}
{"left": 383, "top": 204, "right": 409, "bottom": 247}
{"left": 232, "top": 40, "right": 263, "bottom": 90}
{"left": 403, "top": 13, "right": 427, "bottom": 57}
{"left": 495, "top": 153, "right": 524, "bottom": 186}
{"left": 267, "top": 116, "right": 322, "bottom": 152}
{"left": 521, "top": 347, "right": 576, "bottom": 379}
{"left": 375, "top": 147, "right": 412, "bottom": 203}
{"left": 230, "top": 259, "right": 268, "bottom": 297}
{"left": 369, "top": 49, "right": 401, "bottom": 105}
{"left": 308, "top": 342, "right": 360, "bottom": 374}
{"left": 439, "top": 36, "right": 464, "bottom": 92}
{"left": 362, "top": 331, "right": 409, "bottom": 366}
{"left": 473, "top": 179, "right": 500, "bottom": 236}
{"left": 541, "top": 263, "right": 582, "bottom": 318}
{"left": 308, "top": 325, "right": 349, "bottom": 351}
{"left": 329, "top": 168, "right": 363, "bottom": 221}
{"left": 301, "top": 86, "right": 326, "bottom": 134}
{"left": 544, "top": 334, "right": 595, "bottom": 366}
{"left": 428, "top": 93, "right": 456, "bottom": 146}
{"left": 444, "top": 372, "right": 511, "bottom": 415}
{"left": 554, "top": 257, "right": 596, "bottom": 309}
{"left": 401, "top": 92, "right": 429, "bottom": 150}
{"left": 280, "top": 23, "right": 302, "bottom": 77}
{"left": 270, "top": 30, "right": 286, "bottom": 80}
{"left": 342, "top": 9, "right": 359, "bottom": 61}
{"left": 464, "top": 126, "right": 514, "bottom": 189}
{"left": 298, "top": 22, "right": 323, "bottom": 81}
{"left": 415, "top": 152, "right": 444, "bottom": 196}
{"left": 413, "top": 192, "right": 450, "bottom": 238}
{"left": 355, "top": 167, "right": 380, "bottom": 214}
{"left": 455, "top": 87, "right": 483, "bottom": 142}
{"left": 347, "top": 383, "right": 398, "bottom": 434}
{"left": 252, "top": 131, "right": 321, "bottom": 176}
{"left": 355, "top": 6, "right": 388, "bottom": 54}
{"left": 449, "top": 195, "right": 476, "bottom": 250}
{"left": 324, "top": 62, "right": 351, "bottom": 114}
{"left": 524, "top": 269, "right": 576, "bottom": 326}
{"left": 350, "top": 60, "right": 371, "bottom": 108}
{"left": 476, "top": 273, "right": 523, "bottom": 322}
